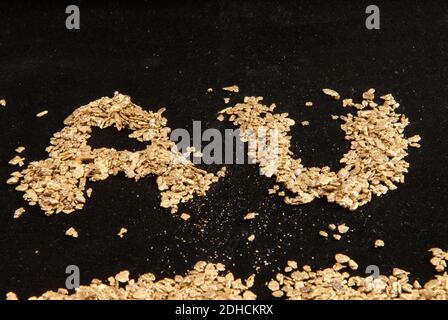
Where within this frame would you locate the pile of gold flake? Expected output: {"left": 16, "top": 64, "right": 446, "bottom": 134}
{"left": 219, "top": 89, "right": 421, "bottom": 210}
{"left": 7, "top": 262, "right": 256, "bottom": 300}
{"left": 7, "top": 92, "right": 225, "bottom": 215}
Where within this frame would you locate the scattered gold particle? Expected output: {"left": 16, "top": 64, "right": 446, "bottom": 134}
{"left": 333, "top": 234, "right": 341, "bottom": 241}
{"left": 322, "top": 88, "right": 340, "bottom": 100}
{"left": 243, "top": 212, "right": 258, "bottom": 220}
{"left": 6, "top": 292, "right": 18, "bottom": 300}
{"left": 374, "top": 239, "right": 385, "bottom": 248}
{"left": 305, "top": 101, "right": 313, "bottom": 107}
{"left": 348, "top": 259, "right": 358, "bottom": 270}
{"left": 117, "top": 228, "right": 128, "bottom": 238}
{"left": 207, "top": 88, "right": 213, "bottom": 93}
{"left": 86, "top": 188, "right": 93, "bottom": 198}
{"left": 224, "top": 98, "right": 230, "bottom": 104}
{"left": 429, "top": 248, "right": 447, "bottom": 272}
{"left": 362, "top": 88, "right": 375, "bottom": 101}
{"left": 272, "top": 290, "right": 284, "bottom": 298}
{"left": 14, "top": 207, "right": 26, "bottom": 219}
{"left": 180, "top": 213, "right": 191, "bottom": 221}
{"left": 408, "top": 134, "right": 421, "bottom": 148}
{"left": 301, "top": 121, "right": 310, "bottom": 126}
{"left": 335, "top": 253, "right": 350, "bottom": 264}
{"left": 8, "top": 155, "right": 25, "bottom": 167}
{"left": 65, "top": 227, "right": 78, "bottom": 238}
{"left": 36, "top": 110, "right": 48, "bottom": 118}
{"left": 331, "top": 115, "right": 339, "bottom": 120}
{"left": 337, "top": 224, "right": 349, "bottom": 234}
{"left": 217, "top": 114, "right": 225, "bottom": 122}
{"left": 6, "top": 175, "right": 19, "bottom": 185}
{"left": 247, "top": 234, "right": 255, "bottom": 242}
{"left": 15, "top": 146, "right": 25, "bottom": 153}
{"left": 0, "top": 99, "right": 6, "bottom": 107}
{"left": 328, "top": 224, "right": 337, "bottom": 231}
{"left": 342, "top": 98, "right": 353, "bottom": 107}
{"left": 222, "top": 85, "right": 239, "bottom": 93}
{"left": 115, "top": 270, "right": 130, "bottom": 283}
{"left": 267, "top": 280, "right": 280, "bottom": 291}
{"left": 319, "top": 230, "right": 328, "bottom": 238}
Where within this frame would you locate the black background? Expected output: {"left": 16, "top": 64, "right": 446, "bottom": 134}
{"left": 0, "top": 0, "right": 447, "bottom": 300}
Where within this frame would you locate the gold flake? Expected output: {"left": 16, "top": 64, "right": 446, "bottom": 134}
{"left": 272, "top": 290, "right": 284, "bottom": 298}
{"left": 15, "top": 146, "right": 25, "bottom": 153}
{"left": 348, "top": 259, "right": 358, "bottom": 270}
{"left": 65, "top": 227, "right": 78, "bottom": 238}
{"left": 222, "top": 85, "right": 239, "bottom": 93}
{"left": 36, "top": 110, "right": 49, "bottom": 118}
{"left": 6, "top": 292, "right": 18, "bottom": 300}
{"left": 6, "top": 176, "right": 19, "bottom": 185}
{"left": 322, "top": 88, "right": 340, "bottom": 100}
{"left": 362, "top": 88, "right": 375, "bottom": 101}
{"left": 14, "top": 207, "right": 26, "bottom": 219}
{"left": 342, "top": 98, "right": 353, "bottom": 107}
{"left": 117, "top": 228, "right": 128, "bottom": 238}
{"left": 115, "top": 270, "right": 130, "bottom": 283}
{"left": 335, "top": 254, "right": 350, "bottom": 264}
{"left": 337, "top": 224, "right": 349, "bottom": 234}
{"left": 243, "top": 212, "right": 258, "bottom": 220}
{"left": 9, "top": 155, "right": 25, "bottom": 167}
{"left": 319, "top": 230, "right": 328, "bottom": 238}
{"left": 374, "top": 239, "right": 385, "bottom": 248}
{"left": 267, "top": 280, "right": 280, "bottom": 291}
{"left": 180, "top": 213, "right": 191, "bottom": 221}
